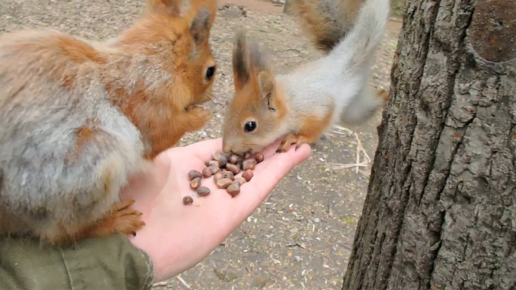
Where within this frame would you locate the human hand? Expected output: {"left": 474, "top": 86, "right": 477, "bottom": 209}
{"left": 120, "top": 138, "right": 311, "bottom": 282}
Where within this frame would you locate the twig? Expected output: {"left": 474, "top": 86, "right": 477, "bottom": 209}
{"left": 270, "top": 253, "right": 282, "bottom": 264}
{"left": 329, "top": 162, "right": 369, "bottom": 170}
{"left": 286, "top": 242, "right": 305, "bottom": 249}
{"left": 333, "top": 125, "right": 353, "bottom": 134}
{"left": 280, "top": 48, "right": 302, "bottom": 53}
{"left": 245, "top": 266, "right": 254, "bottom": 277}
{"left": 355, "top": 132, "right": 371, "bottom": 163}
{"left": 324, "top": 125, "right": 372, "bottom": 174}
{"left": 176, "top": 275, "right": 191, "bottom": 289}
{"left": 355, "top": 134, "right": 360, "bottom": 173}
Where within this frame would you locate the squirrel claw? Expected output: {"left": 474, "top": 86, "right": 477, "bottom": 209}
{"left": 278, "top": 134, "right": 299, "bottom": 153}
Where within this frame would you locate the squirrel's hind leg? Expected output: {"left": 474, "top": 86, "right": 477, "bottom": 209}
{"left": 70, "top": 200, "right": 145, "bottom": 242}
{"left": 340, "top": 85, "right": 388, "bottom": 125}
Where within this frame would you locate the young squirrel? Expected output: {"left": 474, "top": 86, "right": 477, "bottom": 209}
{"left": 0, "top": 0, "right": 217, "bottom": 245}
{"left": 221, "top": 0, "right": 390, "bottom": 154}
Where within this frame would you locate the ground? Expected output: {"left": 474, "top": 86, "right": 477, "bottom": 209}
{"left": 0, "top": 0, "right": 402, "bottom": 289}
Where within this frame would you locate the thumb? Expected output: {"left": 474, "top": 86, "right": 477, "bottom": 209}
{"left": 233, "top": 143, "right": 312, "bottom": 220}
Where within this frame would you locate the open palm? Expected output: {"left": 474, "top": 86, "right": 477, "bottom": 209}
{"left": 120, "top": 138, "right": 311, "bottom": 282}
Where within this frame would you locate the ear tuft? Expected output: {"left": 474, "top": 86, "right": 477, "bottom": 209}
{"left": 147, "top": 0, "right": 181, "bottom": 16}
{"left": 248, "top": 38, "right": 269, "bottom": 73}
{"left": 258, "top": 71, "right": 275, "bottom": 98}
{"left": 190, "top": 7, "right": 211, "bottom": 45}
{"left": 232, "top": 31, "right": 271, "bottom": 91}
{"left": 232, "top": 31, "right": 250, "bottom": 90}
{"left": 190, "top": 0, "right": 218, "bottom": 25}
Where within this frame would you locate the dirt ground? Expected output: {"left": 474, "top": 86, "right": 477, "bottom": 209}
{"left": 0, "top": 0, "right": 401, "bottom": 289}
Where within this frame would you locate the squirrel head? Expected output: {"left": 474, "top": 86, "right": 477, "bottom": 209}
{"left": 115, "top": 0, "right": 218, "bottom": 109}
{"left": 222, "top": 31, "right": 287, "bottom": 154}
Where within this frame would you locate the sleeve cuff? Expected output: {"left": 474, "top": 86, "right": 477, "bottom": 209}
{"left": 0, "top": 234, "right": 155, "bottom": 290}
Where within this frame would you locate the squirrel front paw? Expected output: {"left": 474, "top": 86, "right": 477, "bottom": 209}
{"left": 184, "top": 105, "right": 212, "bottom": 132}
{"left": 277, "top": 134, "right": 316, "bottom": 153}
{"left": 277, "top": 134, "right": 300, "bottom": 153}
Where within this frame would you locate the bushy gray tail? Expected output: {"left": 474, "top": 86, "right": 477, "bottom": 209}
{"left": 292, "top": 0, "right": 390, "bottom": 72}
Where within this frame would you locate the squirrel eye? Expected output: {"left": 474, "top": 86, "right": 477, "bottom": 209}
{"left": 244, "top": 121, "right": 257, "bottom": 133}
{"left": 205, "top": 66, "right": 216, "bottom": 81}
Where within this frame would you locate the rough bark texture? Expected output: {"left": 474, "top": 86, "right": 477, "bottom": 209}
{"left": 342, "top": 0, "right": 516, "bottom": 290}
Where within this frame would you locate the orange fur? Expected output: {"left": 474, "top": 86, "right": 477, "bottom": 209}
{"left": 103, "top": 1, "right": 217, "bottom": 159}
{"left": 106, "top": 78, "right": 212, "bottom": 159}
{"left": 378, "top": 89, "right": 389, "bottom": 102}
{"left": 375, "top": 89, "right": 389, "bottom": 136}
{"left": 222, "top": 66, "right": 290, "bottom": 154}
{"left": 0, "top": 0, "right": 218, "bottom": 244}
{"left": 222, "top": 31, "right": 337, "bottom": 154}
{"left": 72, "top": 200, "right": 145, "bottom": 242}
{"left": 222, "top": 32, "right": 295, "bottom": 154}
{"left": 75, "top": 119, "right": 101, "bottom": 151}
{"left": 233, "top": 69, "right": 288, "bottom": 121}
{"left": 147, "top": 0, "right": 182, "bottom": 16}
{"left": 278, "top": 107, "right": 334, "bottom": 152}
{"left": 222, "top": 1, "right": 387, "bottom": 155}
{"left": 6, "top": 34, "right": 107, "bottom": 92}
{"left": 57, "top": 36, "right": 107, "bottom": 64}
{"left": 188, "top": 0, "right": 218, "bottom": 25}
{"left": 291, "top": 0, "right": 364, "bottom": 52}
{"left": 95, "top": 0, "right": 216, "bottom": 159}
{"left": 64, "top": 119, "right": 109, "bottom": 165}
{"left": 0, "top": 201, "right": 143, "bottom": 246}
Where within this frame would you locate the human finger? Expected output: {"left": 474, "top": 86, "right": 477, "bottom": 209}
{"left": 182, "top": 137, "right": 283, "bottom": 164}
{"left": 231, "top": 143, "right": 311, "bottom": 220}
{"left": 190, "top": 138, "right": 223, "bottom": 160}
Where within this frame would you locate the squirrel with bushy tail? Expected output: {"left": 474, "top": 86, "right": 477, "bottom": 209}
{"left": 221, "top": 0, "right": 390, "bottom": 154}
{"left": 0, "top": 0, "right": 218, "bottom": 245}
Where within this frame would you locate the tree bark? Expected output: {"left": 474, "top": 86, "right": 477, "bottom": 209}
{"left": 343, "top": 1, "right": 516, "bottom": 290}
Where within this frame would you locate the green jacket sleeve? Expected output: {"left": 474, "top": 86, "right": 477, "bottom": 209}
{"left": 0, "top": 234, "right": 154, "bottom": 290}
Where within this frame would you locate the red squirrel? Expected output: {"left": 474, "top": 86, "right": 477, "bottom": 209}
{"left": 221, "top": 0, "right": 390, "bottom": 154}
{"left": 0, "top": 0, "right": 218, "bottom": 245}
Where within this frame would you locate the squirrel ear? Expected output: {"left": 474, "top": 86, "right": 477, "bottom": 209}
{"left": 232, "top": 31, "right": 250, "bottom": 91}
{"left": 189, "top": 8, "right": 212, "bottom": 46}
{"left": 258, "top": 71, "right": 275, "bottom": 99}
{"left": 188, "top": 0, "right": 217, "bottom": 46}
{"left": 232, "top": 31, "right": 270, "bottom": 91}
{"left": 190, "top": 0, "right": 217, "bottom": 25}
{"left": 147, "top": 0, "right": 181, "bottom": 16}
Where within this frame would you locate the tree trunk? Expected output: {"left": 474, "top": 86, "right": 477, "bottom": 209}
{"left": 283, "top": 0, "right": 294, "bottom": 15}
{"left": 343, "top": 1, "right": 516, "bottom": 290}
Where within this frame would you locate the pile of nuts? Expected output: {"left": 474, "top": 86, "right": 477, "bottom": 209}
{"left": 183, "top": 150, "right": 264, "bottom": 205}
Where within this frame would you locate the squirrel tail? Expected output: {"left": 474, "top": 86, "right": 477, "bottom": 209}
{"left": 291, "top": 0, "right": 389, "bottom": 72}
{"left": 290, "top": 0, "right": 360, "bottom": 53}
